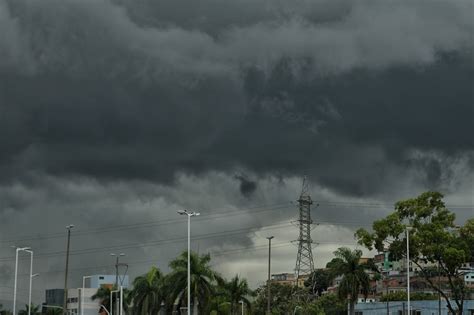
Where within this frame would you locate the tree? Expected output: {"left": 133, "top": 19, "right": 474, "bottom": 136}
{"left": 45, "top": 308, "right": 63, "bottom": 315}
{"left": 252, "top": 283, "right": 311, "bottom": 315}
{"left": 219, "top": 275, "right": 252, "bottom": 315}
{"left": 310, "top": 294, "right": 347, "bottom": 315}
{"left": 91, "top": 286, "right": 130, "bottom": 314}
{"left": 305, "top": 269, "right": 331, "bottom": 296}
{"left": 356, "top": 191, "right": 474, "bottom": 314}
{"left": 328, "top": 247, "right": 371, "bottom": 315}
{"left": 18, "top": 304, "right": 41, "bottom": 315}
{"left": 129, "top": 266, "right": 165, "bottom": 315}
{"left": 167, "top": 251, "right": 223, "bottom": 314}
{"left": 92, "top": 286, "right": 113, "bottom": 312}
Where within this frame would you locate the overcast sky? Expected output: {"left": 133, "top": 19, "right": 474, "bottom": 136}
{"left": 0, "top": 0, "right": 473, "bottom": 307}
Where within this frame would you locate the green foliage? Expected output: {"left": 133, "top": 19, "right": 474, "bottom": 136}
{"left": 252, "top": 283, "right": 310, "bottom": 315}
{"left": 355, "top": 191, "right": 473, "bottom": 315}
{"left": 166, "top": 251, "right": 223, "bottom": 314}
{"left": 305, "top": 269, "right": 332, "bottom": 296}
{"left": 45, "top": 308, "right": 63, "bottom": 315}
{"left": 0, "top": 304, "right": 12, "bottom": 315}
{"left": 18, "top": 304, "right": 41, "bottom": 315}
{"left": 380, "top": 291, "right": 438, "bottom": 301}
{"left": 128, "top": 266, "right": 165, "bottom": 315}
{"left": 213, "top": 275, "right": 252, "bottom": 315}
{"left": 328, "top": 247, "right": 371, "bottom": 314}
{"left": 312, "top": 294, "right": 347, "bottom": 315}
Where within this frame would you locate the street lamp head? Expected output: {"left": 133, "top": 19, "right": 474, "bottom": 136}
{"left": 178, "top": 210, "right": 200, "bottom": 217}
{"left": 119, "top": 253, "right": 125, "bottom": 256}
{"left": 267, "top": 236, "right": 274, "bottom": 240}
{"left": 66, "top": 224, "right": 74, "bottom": 230}
{"left": 406, "top": 226, "right": 414, "bottom": 231}
{"left": 32, "top": 273, "right": 40, "bottom": 278}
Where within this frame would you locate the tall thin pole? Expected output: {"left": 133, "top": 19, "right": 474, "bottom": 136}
{"left": 406, "top": 227, "right": 411, "bottom": 315}
{"left": 27, "top": 250, "right": 33, "bottom": 315}
{"left": 13, "top": 248, "right": 19, "bottom": 315}
{"left": 438, "top": 261, "right": 441, "bottom": 315}
{"left": 267, "top": 236, "right": 274, "bottom": 315}
{"left": 187, "top": 214, "right": 191, "bottom": 315}
{"left": 115, "top": 256, "right": 119, "bottom": 287}
{"left": 177, "top": 210, "right": 199, "bottom": 315}
{"left": 63, "top": 225, "right": 74, "bottom": 315}
{"left": 119, "top": 286, "right": 123, "bottom": 315}
{"left": 385, "top": 276, "right": 389, "bottom": 315}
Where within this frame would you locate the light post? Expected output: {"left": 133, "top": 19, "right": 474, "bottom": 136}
{"left": 240, "top": 300, "right": 244, "bottom": 315}
{"left": 177, "top": 210, "right": 200, "bottom": 315}
{"left": 64, "top": 224, "right": 74, "bottom": 315}
{"left": 266, "top": 236, "right": 274, "bottom": 315}
{"left": 82, "top": 276, "right": 93, "bottom": 315}
{"left": 406, "top": 226, "right": 413, "bottom": 315}
{"left": 110, "top": 289, "right": 120, "bottom": 315}
{"left": 24, "top": 249, "right": 36, "bottom": 315}
{"left": 110, "top": 253, "right": 125, "bottom": 287}
{"left": 12, "top": 246, "right": 31, "bottom": 315}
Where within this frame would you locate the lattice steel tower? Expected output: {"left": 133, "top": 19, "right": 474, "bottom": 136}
{"left": 294, "top": 177, "right": 315, "bottom": 278}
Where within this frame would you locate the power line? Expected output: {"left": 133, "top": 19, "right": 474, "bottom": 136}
{"left": 1, "top": 201, "right": 470, "bottom": 246}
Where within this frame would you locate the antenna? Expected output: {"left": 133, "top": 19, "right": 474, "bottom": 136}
{"left": 294, "top": 176, "right": 315, "bottom": 279}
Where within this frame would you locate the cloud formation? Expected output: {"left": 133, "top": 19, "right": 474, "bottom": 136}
{"left": 0, "top": 0, "right": 472, "bottom": 303}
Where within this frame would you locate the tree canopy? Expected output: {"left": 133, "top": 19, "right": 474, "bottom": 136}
{"left": 356, "top": 191, "right": 474, "bottom": 314}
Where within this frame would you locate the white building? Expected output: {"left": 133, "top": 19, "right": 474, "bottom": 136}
{"left": 66, "top": 275, "right": 129, "bottom": 315}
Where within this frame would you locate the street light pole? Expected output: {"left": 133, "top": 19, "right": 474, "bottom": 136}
{"left": 177, "top": 210, "right": 200, "bottom": 315}
{"left": 266, "top": 236, "right": 274, "bottom": 315}
{"left": 406, "top": 226, "right": 413, "bottom": 315}
{"left": 24, "top": 249, "right": 34, "bottom": 315}
{"left": 12, "top": 246, "right": 31, "bottom": 315}
{"left": 240, "top": 300, "right": 244, "bottom": 315}
{"left": 110, "top": 289, "right": 120, "bottom": 315}
{"left": 63, "top": 224, "right": 74, "bottom": 315}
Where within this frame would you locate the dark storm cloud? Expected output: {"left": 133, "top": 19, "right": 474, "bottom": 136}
{"left": 0, "top": 0, "right": 473, "bottom": 195}
{"left": 234, "top": 174, "right": 257, "bottom": 198}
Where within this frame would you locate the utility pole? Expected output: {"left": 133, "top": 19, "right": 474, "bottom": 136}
{"left": 110, "top": 253, "right": 125, "bottom": 287}
{"left": 63, "top": 225, "right": 74, "bottom": 315}
{"left": 267, "top": 236, "right": 274, "bottom": 315}
{"left": 294, "top": 177, "right": 315, "bottom": 279}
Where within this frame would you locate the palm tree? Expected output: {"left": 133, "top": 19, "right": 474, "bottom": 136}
{"left": 45, "top": 308, "right": 63, "bottom": 315}
{"left": 92, "top": 286, "right": 130, "bottom": 315}
{"left": 221, "top": 275, "right": 252, "bottom": 315}
{"left": 129, "top": 266, "right": 165, "bottom": 315}
{"left": 167, "top": 251, "right": 223, "bottom": 314}
{"left": 18, "top": 304, "right": 40, "bottom": 315}
{"left": 329, "top": 247, "right": 371, "bottom": 315}
{"left": 92, "top": 286, "right": 113, "bottom": 314}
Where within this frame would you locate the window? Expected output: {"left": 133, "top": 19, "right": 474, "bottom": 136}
{"left": 99, "top": 276, "right": 104, "bottom": 280}
{"left": 355, "top": 312, "right": 363, "bottom": 315}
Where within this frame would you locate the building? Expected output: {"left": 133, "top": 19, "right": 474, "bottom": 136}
{"left": 45, "top": 289, "right": 64, "bottom": 306}
{"left": 65, "top": 275, "right": 129, "bottom": 315}
{"left": 465, "top": 272, "right": 474, "bottom": 287}
{"left": 84, "top": 275, "right": 129, "bottom": 289}
{"left": 271, "top": 273, "right": 296, "bottom": 286}
{"left": 271, "top": 273, "right": 308, "bottom": 288}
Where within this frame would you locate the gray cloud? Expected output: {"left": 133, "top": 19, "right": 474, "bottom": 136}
{"left": 0, "top": 0, "right": 473, "bottom": 302}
